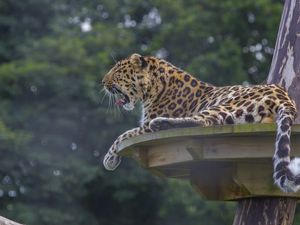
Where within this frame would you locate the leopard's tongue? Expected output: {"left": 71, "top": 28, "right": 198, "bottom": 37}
{"left": 115, "top": 98, "right": 126, "bottom": 106}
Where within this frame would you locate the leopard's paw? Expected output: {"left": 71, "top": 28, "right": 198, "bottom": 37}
{"left": 149, "top": 117, "right": 175, "bottom": 131}
{"left": 103, "top": 152, "right": 121, "bottom": 171}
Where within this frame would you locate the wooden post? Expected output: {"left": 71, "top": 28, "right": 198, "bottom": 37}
{"left": 234, "top": 0, "right": 300, "bottom": 224}
{"left": 233, "top": 198, "right": 297, "bottom": 225}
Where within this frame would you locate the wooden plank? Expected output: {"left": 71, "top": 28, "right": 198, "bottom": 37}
{"left": 234, "top": 161, "right": 286, "bottom": 197}
{"left": 190, "top": 162, "right": 249, "bottom": 200}
{"left": 202, "top": 134, "right": 300, "bottom": 160}
{"left": 190, "top": 159, "right": 300, "bottom": 200}
{"left": 139, "top": 134, "right": 300, "bottom": 167}
{"left": 201, "top": 136, "right": 274, "bottom": 159}
{"left": 188, "top": 136, "right": 275, "bottom": 160}
{"left": 118, "top": 124, "right": 300, "bottom": 155}
{"left": 146, "top": 140, "right": 194, "bottom": 167}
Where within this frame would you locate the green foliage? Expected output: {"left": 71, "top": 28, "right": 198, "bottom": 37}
{"left": 84, "top": 169, "right": 165, "bottom": 225}
{"left": 0, "top": 0, "right": 55, "bottom": 62}
{"left": 159, "top": 180, "right": 235, "bottom": 225}
{"left": 0, "top": 0, "right": 287, "bottom": 225}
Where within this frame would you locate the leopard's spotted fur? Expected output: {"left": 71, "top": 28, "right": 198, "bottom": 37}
{"left": 102, "top": 53, "right": 299, "bottom": 192}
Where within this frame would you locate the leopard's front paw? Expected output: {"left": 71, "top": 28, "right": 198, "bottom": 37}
{"left": 103, "top": 152, "right": 121, "bottom": 171}
{"left": 149, "top": 117, "right": 174, "bottom": 131}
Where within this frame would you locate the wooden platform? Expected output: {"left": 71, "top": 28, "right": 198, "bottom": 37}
{"left": 118, "top": 123, "right": 300, "bottom": 200}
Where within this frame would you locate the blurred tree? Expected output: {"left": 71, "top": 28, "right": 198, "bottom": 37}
{"left": 0, "top": 0, "right": 55, "bottom": 63}
{"left": 147, "top": 0, "right": 282, "bottom": 84}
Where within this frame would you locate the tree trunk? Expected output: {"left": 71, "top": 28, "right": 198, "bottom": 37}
{"left": 233, "top": 0, "right": 300, "bottom": 224}
{"left": 232, "top": 198, "right": 297, "bottom": 225}
{"left": 267, "top": 0, "right": 300, "bottom": 124}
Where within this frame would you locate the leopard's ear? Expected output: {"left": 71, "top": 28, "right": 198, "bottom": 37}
{"left": 130, "top": 53, "right": 148, "bottom": 70}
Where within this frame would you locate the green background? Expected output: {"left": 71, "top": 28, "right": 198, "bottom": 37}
{"left": 0, "top": 0, "right": 297, "bottom": 224}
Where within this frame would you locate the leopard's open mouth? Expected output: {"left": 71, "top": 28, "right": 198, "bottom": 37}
{"left": 110, "top": 86, "right": 130, "bottom": 107}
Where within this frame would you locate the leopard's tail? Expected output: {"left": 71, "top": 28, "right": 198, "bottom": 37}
{"left": 273, "top": 103, "right": 299, "bottom": 192}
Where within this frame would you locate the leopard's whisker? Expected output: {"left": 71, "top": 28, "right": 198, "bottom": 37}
{"left": 107, "top": 93, "right": 113, "bottom": 113}
{"left": 110, "top": 52, "right": 117, "bottom": 63}
{"left": 99, "top": 88, "right": 106, "bottom": 94}
{"left": 100, "top": 88, "right": 108, "bottom": 104}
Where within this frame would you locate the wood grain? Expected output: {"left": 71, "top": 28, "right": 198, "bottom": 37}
{"left": 267, "top": 0, "right": 300, "bottom": 124}
{"left": 232, "top": 198, "right": 297, "bottom": 225}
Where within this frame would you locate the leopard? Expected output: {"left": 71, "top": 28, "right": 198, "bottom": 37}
{"left": 102, "top": 53, "right": 299, "bottom": 193}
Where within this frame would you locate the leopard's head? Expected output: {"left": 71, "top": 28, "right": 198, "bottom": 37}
{"left": 102, "top": 53, "right": 151, "bottom": 111}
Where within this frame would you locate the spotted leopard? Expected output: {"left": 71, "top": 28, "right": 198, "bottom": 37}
{"left": 102, "top": 53, "right": 299, "bottom": 192}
